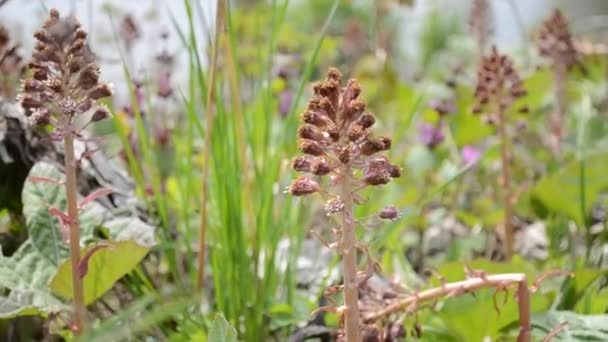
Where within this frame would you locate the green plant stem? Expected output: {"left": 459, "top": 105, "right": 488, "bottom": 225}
{"left": 581, "top": 158, "right": 589, "bottom": 263}
{"left": 551, "top": 62, "right": 566, "bottom": 156}
{"left": 197, "top": 0, "right": 224, "bottom": 291}
{"left": 498, "top": 109, "right": 514, "bottom": 260}
{"left": 339, "top": 169, "right": 361, "bottom": 342}
{"left": 64, "top": 133, "right": 86, "bottom": 334}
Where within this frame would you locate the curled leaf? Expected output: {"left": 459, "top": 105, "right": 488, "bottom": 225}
{"left": 48, "top": 206, "right": 74, "bottom": 243}
{"left": 78, "top": 188, "right": 112, "bottom": 209}
{"left": 77, "top": 242, "right": 112, "bottom": 279}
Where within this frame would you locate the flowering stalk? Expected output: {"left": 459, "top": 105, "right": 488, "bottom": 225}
{"left": 18, "top": 9, "right": 112, "bottom": 334}
{"left": 288, "top": 68, "right": 400, "bottom": 341}
{"left": 473, "top": 47, "right": 526, "bottom": 260}
{"left": 537, "top": 9, "right": 578, "bottom": 156}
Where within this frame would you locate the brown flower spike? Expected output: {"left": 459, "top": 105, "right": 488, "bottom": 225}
{"left": 536, "top": 9, "right": 578, "bottom": 155}
{"left": 289, "top": 68, "right": 400, "bottom": 196}
{"left": 18, "top": 9, "right": 111, "bottom": 128}
{"left": 289, "top": 68, "right": 400, "bottom": 341}
{"left": 473, "top": 47, "right": 525, "bottom": 261}
{"left": 537, "top": 9, "right": 578, "bottom": 70}
{"left": 17, "top": 9, "right": 113, "bottom": 334}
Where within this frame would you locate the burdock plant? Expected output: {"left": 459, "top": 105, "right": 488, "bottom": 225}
{"left": 473, "top": 47, "right": 526, "bottom": 260}
{"left": 18, "top": 9, "right": 112, "bottom": 334}
{"left": 288, "top": 68, "right": 400, "bottom": 341}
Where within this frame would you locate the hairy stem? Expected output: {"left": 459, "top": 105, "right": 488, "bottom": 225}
{"left": 64, "top": 133, "right": 86, "bottom": 334}
{"left": 363, "top": 273, "right": 531, "bottom": 342}
{"left": 340, "top": 170, "right": 361, "bottom": 342}
{"left": 498, "top": 109, "right": 514, "bottom": 260}
{"left": 197, "top": 0, "right": 224, "bottom": 290}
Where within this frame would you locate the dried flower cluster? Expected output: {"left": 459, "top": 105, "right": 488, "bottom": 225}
{"left": 473, "top": 47, "right": 526, "bottom": 120}
{"left": 537, "top": 9, "right": 578, "bottom": 69}
{"left": 289, "top": 68, "right": 400, "bottom": 200}
{"left": 0, "top": 25, "right": 25, "bottom": 98}
{"left": 18, "top": 9, "right": 112, "bottom": 128}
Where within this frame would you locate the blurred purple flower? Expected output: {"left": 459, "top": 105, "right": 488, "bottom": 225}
{"left": 157, "top": 71, "right": 173, "bottom": 98}
{"left": 278, "top": 89, "right": 294, "bottom": 117}
{"left": 461, "top": 145, "right": 481, "bottom": 166}
{"left": 418, "top": 122, "right": 444, "bottom": 149}
{"left": 429, "top": 98, "right": 457, "bottom": 116}
{"left": 125, "top": 80, "right": 145, "bottom": 116}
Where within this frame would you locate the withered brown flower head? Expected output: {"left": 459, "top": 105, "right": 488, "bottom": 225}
{"left": 18, "top": 9, "right": 112, "bottom": 127}
{"left": 537, "top": 9, "right": 578, "bottom": 69}
{"left": 288, "top": 68, "right": 400, "bottom": 196}
{"left": 473, "top": 46, "right": 526, "bottom": 116}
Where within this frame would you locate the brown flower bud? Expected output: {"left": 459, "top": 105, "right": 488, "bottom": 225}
{"left": 292, "top": 156, "right": 312, "bottom": 172}
{"left": 360, "top": 136, "right": 391, "bottom": 156}
{"left": 91, "top": 106, "right": 110, "bottom": 122}
{"left": 301, "top": 109, "right": 328, "bottom": 127}
{"left": 88, "top": 83, "right": 112, "bottom": 100}
{"left": 32, "top": 67, "right": 48, "bottom": 81}
{"left": 297, "top": 124, "right": 326, "bottom": 142}
{"left": 357, "top": 112, "right": 375, "bottom": 129}
{"left": 289, "top": 177, "right": 320, "bottom": 196}
{"left": 298, "top": 139, "right": 324, "bottom": 156}
{"left": 379, "top": 205, "right": 399, "bottom": 220}
{"left": 23, "top": 79, "right": 44, "bottom": 92}
{"left": 363, "top": 169, "right": 390, "bottom": 186}
{"left": 30, "top": 108, "right": 51, "bottom": 126}
{"left": 78, "top": 64, "right": 100, "bottom": 89}
{"left": 77, "top": 98, "right": 93, "bottom": 112}
{"left": 311, "top": 158, "right": 331, "bottom": 176}
{"left": 34, "top": 30, "right": 53, "bottom": 44}
{"left": 388, "top": 164, "right": 401, "bottom": 178}
{"left": 347, "top": 125, "right": 364, "bottom": 142}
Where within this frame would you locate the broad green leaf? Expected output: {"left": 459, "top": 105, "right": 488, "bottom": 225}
{"left": 49, "top": 240, "right": 149, "bottom": 304}
{"left": 208, "top": 314, "right": 238, "bottom": 342}
{"left": 0, "top": 162, "right": 155, "bottom": 318}
{"left": 557, "top": 269, "right": 604, "bottom": 309}
{"left": 450, "top": 87, "right": 493, "bottom": 146}
{"left": 532, "top": 311, "right": 608, "bottom": 341}
{"left": 0, "top": 241, "right": 67, "bottom": 318}
{"left": 530, "top": 153, "right": 608, "bottom": 225}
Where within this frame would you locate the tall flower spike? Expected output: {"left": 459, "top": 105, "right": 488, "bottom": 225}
{"left": 18, "top": 9, "right": 112, "bottom": 127}
{"left": 536, "top": 9, "right": 578, "bottom": 156}
{"left": 473, "top": 47, "right": 525, "bottom": 261}
{"left": 537, "top": 9, "right": 578, "bottom": 70}
{"left": 288, "top": 68, "right": 401, "bottom": 341}
{"left": 17, "top": 9, "right": 114, "bottom": 334}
